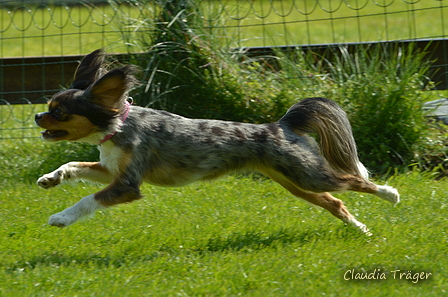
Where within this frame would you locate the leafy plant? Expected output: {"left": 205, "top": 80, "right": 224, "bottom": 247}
{"left": 115, "top": 0, "right": 434, "bottom": 174}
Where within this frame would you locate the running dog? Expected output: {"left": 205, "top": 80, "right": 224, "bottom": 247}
{"left": 35, "top": 49, "right": 399, "bottom": 235}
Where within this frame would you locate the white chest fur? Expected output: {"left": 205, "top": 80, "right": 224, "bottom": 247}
{"left": 98, "top": 141, "right": 125, "bottom": 175}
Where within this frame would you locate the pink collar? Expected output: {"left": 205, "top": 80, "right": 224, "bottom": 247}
{"left": 99, "top": 100, "right": 132, "bottom": 144}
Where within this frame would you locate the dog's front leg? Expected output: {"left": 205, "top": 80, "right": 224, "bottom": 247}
{"left": 48, "top": 177, "right": 143, "bottom": 227}
{"left": 37, "top": 162, "right": 113, "bottom": 189}
{"left": 48, "top": 194, "right": 103, "bottom": 227}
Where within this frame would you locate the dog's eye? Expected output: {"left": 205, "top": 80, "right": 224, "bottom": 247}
{"left": 52, "top": 108, "right": 65, "bottom": 119}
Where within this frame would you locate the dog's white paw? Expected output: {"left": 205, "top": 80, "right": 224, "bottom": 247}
{"left": 48, "top": 211, "right": 77, "bottom": 228}
{"left": 37, "top": 171, "right": 63, "bottom": 189}
{"left": 47, "top": 195, "right": 102, "bottom": 227}
{"left": 348, "top": 218, "right": 373, "bottom": 236}
{"left": 376, "top": 185, "right": 400, "bottom": 204}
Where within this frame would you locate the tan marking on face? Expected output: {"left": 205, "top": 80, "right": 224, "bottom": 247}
{"left": 48, "top": 100, "right": 58, "bottom": 111}
{"left": 38, "top": 113, "right": 98, "bottom": 142}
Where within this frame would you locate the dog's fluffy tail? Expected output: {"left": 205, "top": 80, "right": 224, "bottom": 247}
{"left": 279, "top": 97, "right": 369, "bottom": 179}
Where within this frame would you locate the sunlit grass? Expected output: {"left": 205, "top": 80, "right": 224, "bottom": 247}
{"left": 0, "top": 164, "right": 447, "bottom": 295}
{"left": 216, "top": 0, "right": 448, "bottom": 47}
{"left": 0, "top": 2, "right": 157, "bottom": 57}
{"left": 0, "top": 0, "right": 446, "bottom": 56}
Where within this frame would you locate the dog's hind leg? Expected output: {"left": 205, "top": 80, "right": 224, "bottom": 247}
{"left": 266, "top": 171, "right": 371, "bottom": 235}
{"left": 334, "top": 174, "right": 400, "bottom": 204}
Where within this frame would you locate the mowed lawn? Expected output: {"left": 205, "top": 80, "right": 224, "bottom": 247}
{"left": 0, "top": 164, "right": 447, "bottom": 295}
{"left": 0, "top": 107, "right": 447, "bottom": 296}
{"left": 0, "top": 1, "right": 447, "bottom": 295}
{"left": 1, "top": 0, "right": 446, "bottom": 56}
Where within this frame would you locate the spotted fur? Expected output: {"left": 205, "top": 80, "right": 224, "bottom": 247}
{"left": 35, "top": 49, "right": 399, "bottom": 234}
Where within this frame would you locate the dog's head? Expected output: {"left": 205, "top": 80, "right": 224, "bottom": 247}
{"left": 35, "top": 49, "right": 137, "bottom": 143}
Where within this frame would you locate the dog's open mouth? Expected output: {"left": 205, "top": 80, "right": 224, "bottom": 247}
{"left": 41, "top": 130, "right": 68, "bottom": 139}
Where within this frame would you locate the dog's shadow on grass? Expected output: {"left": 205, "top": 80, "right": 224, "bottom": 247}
{"left": 5, "top": 252, "right": 137, "bottom": 272}
{"left": 197, "top": 229, "right": 311, "bottom": 253}
{"left": 6, "top": 228, "right": 362, "bottom": 272}
{"left": 193, "top": 227, "right": 362, "bottom": 253}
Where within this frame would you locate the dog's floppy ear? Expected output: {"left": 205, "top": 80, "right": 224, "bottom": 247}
{"left": 84, "top": 66, "right": 137, "bottom": 110}
{"left": 71, "top": 49, "right": 106, "bottom": 90}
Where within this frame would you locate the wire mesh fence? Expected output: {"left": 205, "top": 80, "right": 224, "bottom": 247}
{"left": 1, "top": 0, "right": 447, "bottom": 140}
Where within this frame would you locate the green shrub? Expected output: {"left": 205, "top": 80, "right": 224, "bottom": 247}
{"left": 115, "top": 0, "right": 433, "bottom": 175}
{"left": 118, "top": 0, "right": 277, "bottom": 122}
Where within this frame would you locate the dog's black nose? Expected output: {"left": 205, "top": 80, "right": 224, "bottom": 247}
{"left": 35, "top": 112, "right": 46, "bottom": 123}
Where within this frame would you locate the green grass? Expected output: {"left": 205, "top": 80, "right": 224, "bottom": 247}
{"left": 1, "top": 2, "right": 448, "bottom": 294}
{"left": 0, "top": 135, "right": 447, "bottom": 296}
{"left": 0, "top": 2, "right": 157, "bottom": 57}
{"left": 0, "top": 99, "right": 447, "bottom": 295}
{"left": 0, "top": 168, "right": 447, "bottom": 296}
{"left": 1, "top": 103, "right": 447, "bottom": 295}
{"left": 208, "top": 0, "right": 448, "bottom": 47}
{"left": 0, "top": 0, "right": 447, "bottom": 56}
